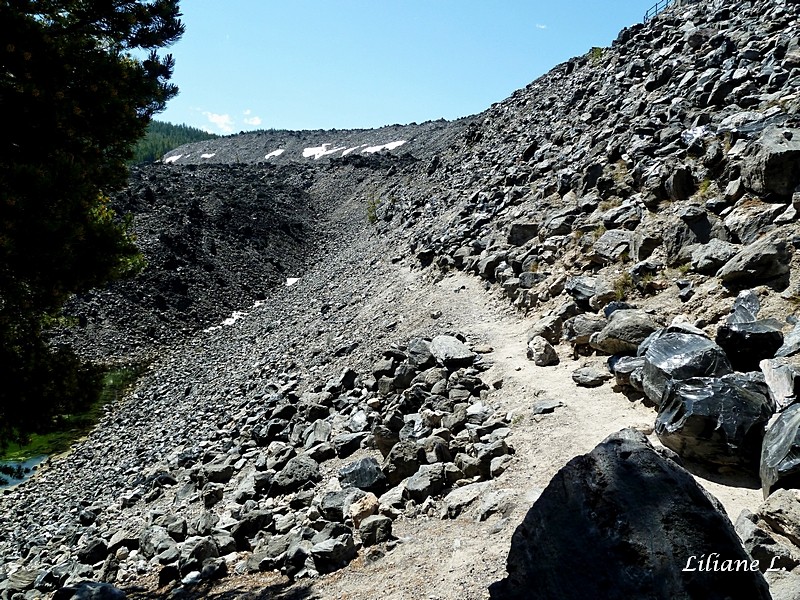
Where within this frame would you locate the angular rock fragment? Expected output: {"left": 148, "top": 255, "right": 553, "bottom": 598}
{"left": 716, "top": 320, "right": 783, "bottom": 373}
{"left": 526, "top": 335, "right": 559, "bottom": 366}
{"left": 571, "top": 366, "right": 611, "bottom": 388}
{"left": 760, "top": 358, "right": 800, "bottom": 411}
{"left": 761, "top": 404, "right": 800, "bottom": 497}
{"left": 641, "top": 331, "right": 731, "bottom": 406}
{"left": 430, "top": 335, "right": 475, "bottom": 368}
{"left": 359, "top": 515, "right": 393, "bottom": 546}
{"left": 716, "top": 237, "right": 790, "bottom": 284}
{"left": 339, "top": 457, "right": 387, "bottom": 494}
{"left": 589, "top": 309, "right": 658, "bottom": 355}
{"left": 742, "top": 126, "right": 800, "bottom": 196}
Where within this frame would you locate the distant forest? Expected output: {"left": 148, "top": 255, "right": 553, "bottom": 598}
{"left": 130, "top": 120, "right": 217, "bottom": 164}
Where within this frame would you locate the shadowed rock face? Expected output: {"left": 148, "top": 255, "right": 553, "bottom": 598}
{"left": 490, "top": 429, "right": 771, "bottom": 600}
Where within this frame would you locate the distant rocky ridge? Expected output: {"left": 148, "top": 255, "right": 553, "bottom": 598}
{"left": 158, "top": 119, "right": 468, "bottom": 167}
{"left": 6, "top": 0, "right": 800, "bottom": 598}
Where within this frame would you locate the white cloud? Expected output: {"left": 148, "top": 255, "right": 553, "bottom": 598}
{"left": 536, "top": 23, "right": 548, "bottom": 30}
{"left": 243, "top": 115, "right": 262, "bottom": 126}
{"left": 243, "top": 108, "right": 252, "bottom": 115}
{"left": 203, "top": 111, "right": 234, "bottom": 134}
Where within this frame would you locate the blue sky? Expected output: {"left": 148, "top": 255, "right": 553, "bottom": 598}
{"left": 157, "top": 1, "right": 655, "bottom": 133}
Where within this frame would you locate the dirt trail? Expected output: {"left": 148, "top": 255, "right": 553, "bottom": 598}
{"left": 289, "top": 266, "right": 764, "bottom": 600}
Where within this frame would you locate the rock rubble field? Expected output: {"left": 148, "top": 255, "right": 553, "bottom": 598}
{"left": 5, "top": 0, "right": 800, "bottom": 598}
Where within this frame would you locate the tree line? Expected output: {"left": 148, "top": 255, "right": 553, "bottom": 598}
{"left": 131, "top": 120, "right": 218, "bottom": 164}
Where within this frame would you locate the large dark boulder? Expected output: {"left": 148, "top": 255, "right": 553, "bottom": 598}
{"left": 489, "top": 429, "right": 771, "bottom": 600}
{"left": 641, "top": 331, "right": 732, "bottom": 406}
{"left": 655, "top": 375, "right": 773, "bottom": 469}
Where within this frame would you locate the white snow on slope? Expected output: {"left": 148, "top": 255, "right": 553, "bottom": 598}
{"left": 363, "top": 140, "right": 407, "bottom": 154}
{"left": 342, "top": 145, "right": 368, "bottom": 156}
{"left": 265, "top": 149, "right": 285, "bottom": 159}
{"left": 303, "top": 143, "right": 347, "bottom": 160}
{"left": 201, "top": 153, "right": 216, "bottom": 159}
{"left": 163, "top": 154, "right": 182, "bottom": 164}
{"left": 286, "top": 277, "right": 300, "bottom": 287}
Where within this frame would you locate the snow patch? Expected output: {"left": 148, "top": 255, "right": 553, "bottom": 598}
{"left": 362, "top": 140, "right": 407, "bottom": 154}
{"left": 200, "top": 153, "right": 216, "bottom": 159}
{"left": 265, "top": 149, "right": 285, "bottom": 159}
{"left": 163, "top": 154, "right": 182, "bottom": 164}
{"left": 286, "top": 277, "right": 300, "bottom": 287}
{"left": 303, "top": 143, "right": 347, "bottom": 160}
{"left": 222, "top": 311, "right": 248, "bottom": 327}
{"left": 342, "top": 145, "right": 368, "bottom": 156}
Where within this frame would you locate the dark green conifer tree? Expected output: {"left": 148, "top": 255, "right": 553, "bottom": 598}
{"left": 0, "top": 1, "right": 184, "bottom": 443}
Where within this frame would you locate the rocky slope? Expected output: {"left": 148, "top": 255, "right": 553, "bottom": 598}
{"left": 4, "top": 0, "right": 800, "bottom": 598}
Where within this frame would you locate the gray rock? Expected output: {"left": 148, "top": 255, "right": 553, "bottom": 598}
{"left": 735, "top": 510, "right": 799, "bottom": 573}
{"left": 760, "top": 358, "right": 800, "bottom": 411}
{"left": 761, "top": 403, "right": 800, "bottom": 497}
{"left": 407, "top": 338, "right": 435, "bottom": 370}
{"left": 571, "top": 367, "right": 612, "bottom": 388}
{"left": 319, "top": 488, "right": 368, "bottom": 522}
{"left": 405, "top": 463, "right": 446, "bottom": 503}
{"left": 202, "top": 482, "right": 224, "bottom": 508}
{"left": 723, "top": 200, "right": 785, "bottom": 245}
{"left": 563, "top": 314, "right": 606, "bottom": 346}
{"left": 508, "top": 223, "right": 540, "bottom": 246}
{"left": 591, "top": 229, "right": 631, "bottom": 264}
{"left": 564, "top": 276, "right": 596, "bottom": 310}
{"left": 311, "top": 533, "right": 357, "bottom": 573}
{"left": 139, "top": 525, "right": 176, "bottom": 559}
{"left": 303, "top": 419, "right": 333, "bottom": 449}
{"left": 690, "top": 238, "right": 740, "bottom": 274}
{"left": 179, "top": 536, "right": 219, "bottom": 575}
{"left": 230, "top": 510, "right": 273, "bottom": 550}
{"left": 525, "top": 315, "right": 563, "bottom": 345}
{"left": 383, "top": 440, "right": 426, "bottom": 485}
{"left": 430, "top": 335, "right": 475, "bottom": 368}
{"left": 203, "top": 458, "right": 235, "bottom": 484}
{"left": 440, "top": 482, "right": 490, "bottom": 519}
{"left": 489, "top": 429, "right": 771, "bottom": 599}
{"left": 610, "top": 355, "right": 645, "bottom": 387}
{"left": 271, "top": 455, "right": 321, "bottom": 496}
{"left": 742, "top": 127, "right": 800, "bottom": 196}
{"left": 526, "top": 336, "right": 559, "bottom": 366}
{"left": 760, "top": 488, "right": 800, "bottom": 549}
{"left": 777, "top": 318, "right": 800, "bottom": 358}
{"left": 589, "top": 309, "right": 658, "bottom": 355}
{"left": 716, "top": 237, "right": 790, "bottom": 284}
{"left": 76, "top": 539, "right": 109, "bottom": 565}
{"left": 333, "top": 432, "right": 368, "bottom": 459}
{"left": 339, "top": 457, "right": 387, "bottom": 493}
{"left": 532, "top": 398, "right": 565, "bottom": 415}
{"left": 359, "top": 515, "right": 393, "bottom": 546}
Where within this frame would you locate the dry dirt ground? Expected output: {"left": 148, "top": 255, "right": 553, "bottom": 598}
{"left": 134, "top": 263, "right": 763, "bottom": 600}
